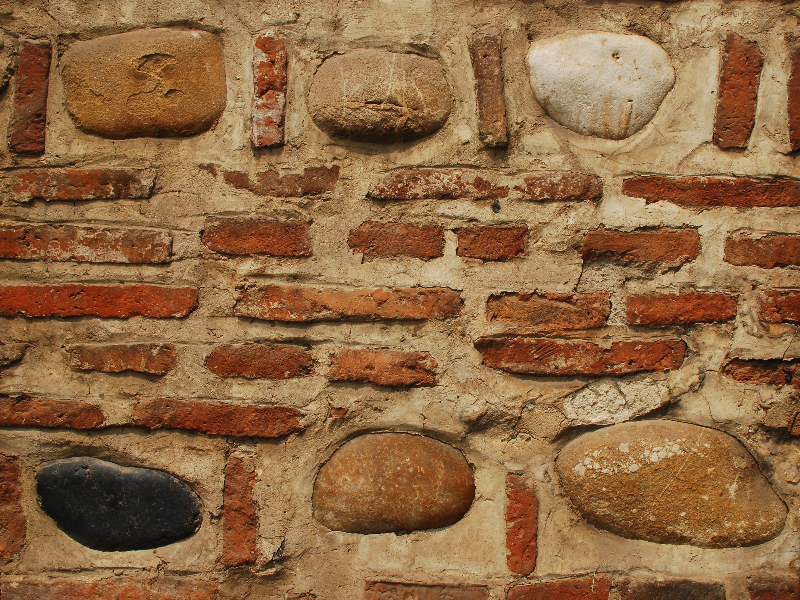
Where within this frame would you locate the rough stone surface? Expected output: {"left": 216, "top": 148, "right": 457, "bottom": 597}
{"left": 556, "top": 420, "right": 788, "bottom": 548}
{"left": 505, "top": 474, "right": 537, "bottom": 576}
{"left": 619, "top": 581, "right": 726, "bottom": 600}
{"left": 486, "top": 292, "right": 610, "bottom": 331}
{"left": 5, "top": 168, "right": 155, "bottom": 202}
{"left": 0, "top": 396, "right": 104, "bottom": 429}
{"left": 252, "top": 31, "right": 286, "bottom": 148}
{"left": 217, "top": 166, "right": 339, "bottom": 197}
{"left": 365, "top": 582, "right": 488, "bottom": 600}
{"left": 470, "top": 34, "right": 508, "bottom": 148}
{"left": 747, "top": 576, "right": 800, "bottom": 600}
{"left": 0, "top": 341, "right": 27, "bottom": 368}
{"left": 8, "top": 40, "right": 51, "bottom": 155}
{"left": 622, "top": 176, "right": 800, "bottom": 208}
{"left": 508, "top": 577, "right": 612, "bottom": 600}
{"left": 66, "top": 343, "right": 177, "bottom": 375}
{"left": 789, "top": 51, "right": 800, "bottom": 152}
{"left": 313, "top": 433, "right": 474, "bottom": 533}
{"left": 456, "top": 226, "right": 527, "bottom": 261}
{"left": 724, "top": 231, "right": 800, "bottom": 268}
{"left": 205, "top": 343, "right": 313, "bottom": 379}
{"left": 582, "top": 228, "right": 700, "bottom": 263}
{"left": 348, "top": 221, "right": 444, "bottom": 259}
{"left": 0, "top": 454, "right": 26, "bottom": 562}
{"left": 0, "top": 579, "right": 219, "bottom": 600}
{"left": 561, "top": 379, "right": 670, "bottom": 426}
{"left": 760, "top": 290, "right": 800, "bottom": 323}
{"left": 202, "top": 217, "right": 311, "bottom": 256}
{"left": 626, "top": 292, "right": 738, "bottom": 325}
{"left": 714, "top": 33, "right": 763, "bottom": 150}
{"left": 328, "top": 349, "right": 437, "bottom": 386}
{"left": 222, "top": 454, "right": 257, "bottom": 567}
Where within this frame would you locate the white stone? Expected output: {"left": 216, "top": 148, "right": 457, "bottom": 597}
{"left": 527, "top": 31, "right": 675, "bottom": 140}
{"left": 561, "top": 378, "right": 670, "bottom": 426}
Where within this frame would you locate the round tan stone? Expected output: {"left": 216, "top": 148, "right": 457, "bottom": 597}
{"left": 556, "top": 420, "right": 787, "bottom": 548}
{"left": 312, "top": 432, "right": 474, "bottom": 533}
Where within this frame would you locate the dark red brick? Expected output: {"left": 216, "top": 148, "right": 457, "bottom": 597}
{"left": 206, "top": 343, "right": 312, "bottom": 379}
{"left": 618, "top": 580, "right": 726, "bottom": 600}
{"left": 365, "top": 582, "right": 488, "bottom": 600}
{"left": 747, "top": 575, "right": 800, "bottom": 600}
{"left": 789, "top": 51, "right": 800, "bottom": 152}
{"left": 0, "top": 578, "right": 218, "bottom": 600}
{"left": 0, "top": 396, "right": 104, "bottom": 429}
{"left": 724, "top": 231, "right": 800, "bottom": 268}
{"left": 328, "top": 349, "right": 437, "bottom": 386}
{"left": 222, "top": 454, "right": 257, "bottom": 568}
{"left": 582, "top": 228, "right": 700, "bottom": 263}
{"left": 506, "top": 473, "right": 537, "bottom": 576}
{"left": 0, "top": 454, "right": 25, "bottom": 562}
{"left": 487, "top": 292, "right": 609, "bottom": 331}
{"left": 252, "top": 31, "right": 286, "bottom": 148}
{"left": 513, "top": 172, "right": 603, "bottom": 202}
{"left": 348, "top": 221, "right": 444, "bottom": 259}
{"left": 7, "top": 168, "right": 155, "bottom": 202}
{"left": 66, "top": 343, "right": 176, "bottom": 375}
{"left": 202, "top": 217, "right": 311, "bottom": 256}
{"left": 456, "top": 226, "right": 527, "bottom": 260}
{"left": 220, "top": 166, "right": 338, "bottom": 197}
{"left": 760, "top": 290, "right": 800, "bottom": 323}
{"left": 508, "top": 576, "right": 612, "bottom": 600}
{"left": 714, "top": 33, "right": 763, "bottom": 150}
{"left": 8, "top": 40, "right": 51, "bottom": 155}
{"left": 0, "top": 341, "right": 27, "bottom": 368}
{"left": 622, "top": 176, "right": 800, "bottom": 208}
{"left": 470, "top": 34, "right": 507, "bottom": 148}
{"left": 626, "top": 292, "right": 738, "bottom": 325}
{"left": 368, "top": 168, "right": 509, "bottom": 201}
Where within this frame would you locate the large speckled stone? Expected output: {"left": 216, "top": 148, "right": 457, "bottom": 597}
{"left": 61, "top": 29, "right": 226, "bottom": 138}
{"left": 307, "top": 51, "right": 451, "bottom": 143}
{"left": 313, "top": 433, "right": 474, "bottom": 533}
{"left": 556, "top": 420, "right": 787, "bottom": 548}
{"left": 527, "top": 31, "right": 674, "bottom": 139}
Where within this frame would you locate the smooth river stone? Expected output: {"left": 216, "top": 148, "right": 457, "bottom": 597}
{"left": 61, "top": 29, "right": 226, "bottom": 138}
{"left": 36, "top": 457, "right": 202, "bottom": 551}
{"left": 313, "top": 433, "right": 474, "bottom": 533}
{"left": 527, "top": 31, "right": 675, "bottom": 140}
{"left": 556, "top": 420, "right": 787, "bottom": 548}
{"left": 307, "top": 51, "right": 452, "bottom": 143}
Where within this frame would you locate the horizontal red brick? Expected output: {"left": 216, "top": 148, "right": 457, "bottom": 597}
{"left": 476, "top": 337, "right": 686, "bottom": 376}
{"left": 714, "top": 33, "right": 763, "bottom": 150}
{"left": 7, "top": 168, "right": 155, "bottom": 202}
{"left": 206, "top": 343, "right": 312, "bottom": 379}
{"left": 487, "top": 292, "right": 610, "bottom": 331}
{"left": 582, "top": 228, "right": 700, "bottom": 263}
{"left": 66, "top": 343, "right": 176, "bottom": 375}
{"left": 456, "top": 226, "right": 528, "bottom": 260}
{"left": 622, "top": 176, "right": 800, "bottom": 208}
{"left": 201, "top": 217, "right": 311, "bottom": 256}
{"left": 513, "top": 172, "right": 603, "bottom": 202}
{"left": 0, "top": 341, "right": 27, "bottom": 368}
{"left": 722, "top": 358, "right": 799, "bottom": 387}
{"left": 368, "top": 168, "right": 509, "bottom": 200}
{"left": 0, "top": 453, "right": 26, "bottom": 562}
{"left": 8, "top": 40, "right": 51, "bottom": 156}
{"left": 132, "top": 398, "right": 302, "bottom": 438}
{"left": 760, "top": 290, "right": 800, "bottom": 323}
{"left": 0, "top": 396, "right": 104, "bottom": 429}
{"left": 235, "top": 285, "right": 462, "bottom": 322}
{"left": 626, "top": 292, "right": 738, "bottom": 325}
{"left": 0, "top": 285, "right": 198, "bottom": 318}
{"left": 747, "top": 575, "right": 800, "bottom": 600}
{"left": 724, "top": 231, "right": 800, "bottom": 268}
{"left": 328, "top": 349, "right": 437, "bottom": 386}
{"left": 0, "top": 578, "right": 218, "bottom": 600}
{"left": 508, "top": 576, "right": 612, "bottom": 600}
{"left": 506, "top": 473, "right": 538, "bottom": 577}
{"left": 348, "top": 221, "right": 444, "bottom": 259}
{"left": 365, "top": 582, "right": 488, "bottom": 600}
{"left": 216, "top": 166, "right": 339, "bottom": 197}
{"left": 223, "top": 454, "right": 257, "bottom": 568}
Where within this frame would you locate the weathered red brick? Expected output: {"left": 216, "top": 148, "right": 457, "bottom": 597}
{"left": 618, "top": 580, "right": 726, "bottom": 600}
{"left": 66, "top": 343, "right": 176, "bottom": 375}
{"left": 252, "top": 31, "right": 286, "bottom": 148}
{"left": 202, "top": 217, "right": 311, "bottom": 256}
{"left": 724, "top": 231, "right": 800, "bottom": 268}
{"left": 132, "top": 398, "right": 303, "bottom": 438}
{"left": 206, "top": 343, "right": 312, "bottom": 379}
{"left": 328, "top": 349, "right": 437, "bottom": 386}
{"left": 368, "top": 169, "right": 509, "bottom": 201}
{"left": 582, "top": 228, "right": 700, "bottom": 263}
{"left": 365, "top": 582, "right": 488, "bottom": 600}
{"left": 470, "top": 34, "right": 508, "bottom": 148}
{"left": 760, "top": 290, "right": 800, "bottom": 323}
{"left": 508, "top": 576, "right": 612, "bottom": 600}
{"left": 714, "top": 33, "right": 763, "bottom": 150}
{"left": 622, "top": 176, "right": 800, "bottom": 208}
{"left": 721, "top": 359, "right": 797, "bottom": 387}
{"left": 235, "top": 285, "right": 462, "bottom": 322}
{"left": 218, "top": 166, "right": 339, "bottom": 197}
{"left": 476, "top": 338, "right": 686, "bottom": 376}
{"left": 747, "top": 575, "right": 800, "bottom": 600}
{"left": 0, "top": 341, "right": 27, "bottom": 368}
{"left": 626, "top": 292, "right": 738, "bottom": 325}
{"left": 0, "top": 396, "right": 104, "bottom": 429}
{"left": 506, "top": 473, "right": 537, "bottom": 576}
{"left": 0, "top": 284, "right": 198, "bottom": 318}
{"left": 0, "top": 223, "right": 171, "bottom": 263}
{"left": 789, "top": 51, "right": 800, "bottom": 152}
{"left": 487, "top": 292, "right": 610, "bottom": 331}
{"left": 348, "top": 221, "right": 444, "bottom": 259}
{"left": 223, "top": 454, "right": 257, "bottom": 568}
{"left": 456, "top": 226, "right": 527, "bottom": 260}
{"left": 8, "top": 40, "right": 51, "bottom": 155}
{"left": 513, "top": 172, "right": 603, "bottom": 202}
{"left": 0, "top": 454, "right": 26, "bottom": 562}
{"left": 6, "top": 168, "right": 156, "bottom": 202}
{"left": 0, "top": 578, "right": 218, "bottom": 600}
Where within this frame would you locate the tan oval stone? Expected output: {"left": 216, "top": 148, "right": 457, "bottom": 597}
{"left": 61, "top": 29, "right": 226, "bottom": 138}
{"left": 307, "top": 51, "right": 452, "bottom": 143}
{"left": 313, "top": 432, "right": 474, "bottom": 533}
{"left": 556, "top": 420, "right": 787, "bottom": 548}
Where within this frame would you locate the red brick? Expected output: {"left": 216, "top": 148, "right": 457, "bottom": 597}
{"left": 622, "top": 176, "right": 800, "bottom": 208}
{"left": 0, "top": 396, "right": 104, "bottom": 429}
{"left": 252, "top": 31, "right": 286, "bottom": 148}
{"left": 219, "top": 166, "right": 339, "bottom": 197}
{"left": 789, "top": 51, "right": 800, "bottom": 152}
{"left": 348, "top": 221, "right": 444, "bottom": 259}
{"left": 618, "top": 580, "right": 725, "bottom": 600}
{"left": 476, "top": 338, "right": 685, "bottom": 376}
{"left": 8, "top": 40, "right": 51, "bottom": 155}
{"left": 0, "top": 341, "right": 27, "bottom": 368}
{"left": 132, "top": 398, "right": 303, "bottom": 438}
{"left": 0, "top": 454, "right": 26, "bottom": 562}
{"left": 470, "top": 34, "right": 508, "bottom": 148}
{"left": 66, "top": 343, "right": 177, "bottom": 375}
{"left": 582, "top": 228, "right": 700, "bottom": 263}
{"left": 456, "top": 226, "right": 527, "bottom": 260}
{"left": 506, "top": 474, "right": 537, "bottom": 576}
{"left": 0, "top": 578, "right": 218, "bottom": 600}
{"left": 202, "top": 217, "right": 311, "bottom": 256}
{"left": 508, "top": 576, "right": 612, "bottom": 600}
{"left": 724, "top": 231, "right": 800, "bottom": 268}
{"left": 0, "top": 284, "right": 198, "bottom": 318}
{"left": 235, "top": 285, "right": 462, "bottom": 322}
{"left": 487, "top": 292, "right": 610, "bottom": 331}
{"left": 0, "top": 223, "right": 171, "bottom": 263}
{"left": 365, "top": 582, "right": 488, "bottom": 600}
{"left": 368, "top": 168, "right": 509, "bottom": 201}
{"left": 513, "top": 172, "right": 603, "bottom": 202}
{"left": 760, "top": 290, "right": 800, "bottom": 323}
{"left": 626, "top": 292, "right": 738, "bottom": 325}
{"left": 328, "top": 349, "right": 437, "bottom": 386}
{"left": 747, "top": 575, "right": 800, "bottom": 600}
{"left": 721, "top": 359, "right": 797, "bottom": 387}
{"left": 7, "top": 168, "right": 156, "bottom": 202}
{"left": 223, "top": 454, "right": 257, "bottom": 568}
{"left": 206, "top": 343, "right": 312, "bottom": 379}
{"left": 714, "top": 33, "right": 763, "bottom": 150}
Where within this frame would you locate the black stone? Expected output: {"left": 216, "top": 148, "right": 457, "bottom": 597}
{"left": 36, "top": 457, "right": 202, "bottom": 552}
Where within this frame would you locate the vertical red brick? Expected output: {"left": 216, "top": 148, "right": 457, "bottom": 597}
{"left": 253, "top": 31, "right": 287, "bottom": 148}
{"left": 8, "top": 40, "right": 51, "bottom": 155}
{"left": 789, "top": 51, "right": 800, "bottom": 153}
{"left": 456, "top": 226, "right": 527, "bottom": 261}
{"left": 223, "top": 454, "right": 258, "bottom": 568}
{"left": 0, "top": 454, "right": 26, "bottom": 562}
{"left": 470, "top": 34, "right": 508, "bottom": 148}
{"left": 506, "top": 474, "right": 537, "bottom": 576}
{"left": 508, "top": 576, "right": 612, "bottom": 600}
{"left": 348, "top": 221, "right": 444, "bottom": 259}
{"left": 714, "top": 33, "right": 763, "bottom": 150}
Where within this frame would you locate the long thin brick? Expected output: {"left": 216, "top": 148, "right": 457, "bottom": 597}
{"left": 760, "top": 290, "right": 800, "bottom": 323}
{"left": 747, "top": 575, "right": 800, "bottom": 600}
{"left": 0, "top": 396, "right": 104, "bottom": 429}
{"left": 470, "top": 34, "right": 508, "bottom": 148}
{"left": 513, "top": 172, "right": 603, "bottom": 202}
{"left": 0, "top": 223, "right": 172, "bottom": 263}
{"left": 0, "top": 341, "right": 27, "bottom": 368}
{"left": 66, "top": 343, "right": 177, "bottom": 375}
{"left": 328, "top": 349, "right": 437, "bottom": 386}
{"left": 722, "top": 358, "right": 799, "bottom": 387}
{"left": 8, "top": 40, "right": 51, "bottom": 155}
{"left": 626, "top": 292, "right": 738, "bottom": 325}
{"left": 0, "top": 578, "right": 219, "bottom": 600}
{"left": 348, "top": 221, "right": 444, "bottom": 259}
{"left": 508, "top": 577, "right": 612, "bottom": 600}
{"left": 724, "top": 231, "right": 800, "bottom": 268}
{"left": 0, "top": 284, "right": 198, "bottom": 318}
{"left": 456, "top": 225, "right": 527, "bottom": 261}
{"left": 365, "top": 582, "right": 488, "bottom": 600}
{"left": 506, "top": 473, "right": 537, "bottom": 576}
{"left": 622, "top": 176, "right": 800, "bottom": 208}
{"left": 582, "top": 228, "right": 700, "bottom": 263}
{"left": 619, "top": 581, "right": 726, "bottom": 600}
{"left": 6, "top": 168, "right": 156, "bottom": 202}
{"left": 252, "top": 31, "right": 286, "bottom": 148}
{"left": 206, "top": 343, "right": 313, "bottom": 379}
{"left": 789, "top": 51, "right": 800, "bottom": 152}
{"left": 219, "top": 166, "right": 339, "bottom": 197}
{"left": 235, "top": 285, "right": 462, "bottom": 322}
{"left": 487, "top": 292, "right": 610, "bottom": 331}
{"left": 714, "top": 33, "right": 763, "bottom": 150}
{"left": 0, "top": 454, "right": 26, "bottom": 562}
{"left": 368, "top": 168, "right": 509, "bottom": 201}
{"left": 223, "top": 454, "right": 257, "bottom": 568}
{"left": 202, "top": 217, "right": 311, "bottom": 256}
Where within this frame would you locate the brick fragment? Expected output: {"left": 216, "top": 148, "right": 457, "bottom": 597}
{"left": 206, "top": 343, "right": 312, "bottom": 379}
{"left": 252, "top": 31, "right": 286, "bottom": 148}
{"left": 348, "top": 221, "right": 444, "bottom": 259}
{"left": 487, "top": 292, "right": 610, "bottom": 331}
{"left": 506, "top": 473, "right": 537, "bottom": 576}
{"left": 235, "top": 285, "right": 462, "bottom": 322}
{"left": 789, "top": 51, "right": 800, "bottom": 152}
{"left": 202, "top": 217, "right": 311, "bottom": 256}
{"left": 365, "top": 582, "right": 488, "bottom": 600}
{"left": 513, "top": 172, "right": 603, "bottom": 202}
{"left": 714, "top": 33, "right": 763, "bottom": 150}
{"left": 456, "top": 225, "right": 527, "bottom": 260}
{"left": 0, "top": 454, "right": 25, "bottom": 562}
{"left": 66, "top": 343, "right": 176, "bottom": 375}
{"left": 368, "top": 168, "right": 509, "bottom": 201}
{"left": 220, "top": 166, "right": 339, "bottom": 197}
{"left": 0, "top": 223, "right": 171, "bottom": 263}
{"left": 329, "top": 349, "right": 437, "bottom": 386}
{"left": 6, "top": 168, "right": 156, "bottom": 202}
{"left": 132, "top": 398, "right": 303, "bottom": 438}
{"left": 724, "top": 231, "right": 800, "bottom": 268}
{"left": 508, "top": 576, "right": 612, "bottom": 600}
{"left": 0, "top": 284, "right": 198, "bottom": 318}
{"left": 8, "top": 40, "right": 51, "bottom": 155}
{"left": 476, "top": 337, "right": 686, "bottom": 376}
{"left": 582, "top": 228, "right": 700, "bottom": 263}
{"left": 223, "top": 455, "right": 257, "bottom": 567}
{"left": 470, "top": 34, "right": 508, "bottom": 148}
{"left": 622, "top": 176, "right": 800, "bottom": 208}
{"left": 618, "top": 580, "right": 726, "bottom": 600}
{"left": 748, "top": 575, "right": 800, "bottom": 600}
{"left": 0, "top": 578, "right": 218, "bottom": 600}
{"left": 760, "top": 290, "right": 800, "bottom": 323}
{"left": 721, "top": 358, "right": 798, "bottom": 387}
{"left": 626, "top": 292, "right": 738, "bottom": 325}
{"left": 0, "top": 396, "right": 104, "bottom": 429}
{"left": 0, "top": 341, "right": 27, "bottom": 368}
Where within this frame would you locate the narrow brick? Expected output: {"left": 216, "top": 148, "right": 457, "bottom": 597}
{"left": 0, "top": 454, "right": 26, "bottom": 562}
{"left": 368, "top": 168, "right": 509, "bottom": 201}
{"left": 508, "top": 576, "right": 612, "bottom": 600}
{"left": 456, "top": 225, "right": 527, "bottom": 261}
{"left": 235, "top": 285, "right": 462, "bottom": 322}
{"left": 722, "top": 359, "right": 797, "bottom": 386}
{"left": 132, "top": 398, "right": 303, "bottom": 438}
{"left": 202, "top": 217, "right": 311, "bottom": 256}
{"left": 220, "top": 166, "right": 338, "bottom": 197}
{"left": 0, "top": 284, "right": 198, "bottom": 318}
{"left": 0, "top": 223, "right": 171, "bottom": 263}
{"left": 747, "top": 575, "right": 800, "bottom": 600}
{"left": 6, "top": 168, "right": 155, "bottom": 202}
{"left": 328, "top": 349, "right": 437, "bottom": 386}
{"left": 622, "top": 176, "right": 800, "bottom": 208}
{"left": 626, "top": 292, "right": 738, "bottom": 325}
{"left": 476, "top": 337, "right": 686, "bottom": 376}
{"left": 365, "top": 582, "right": 488, "bottom": 600}
{"left": 513, "top": 172, "right": 603, "bottom": 202}
{"left": 8, "top": 40, "right": 51, "bottom": 155}
{"left": 714, "top": 33, "right": 763, "bottom": 150}
{"left": 470, "top": 34, "right": 508, "bottom": 148}
{"left": 66, "top": 343, "right": 177, "bottom": 375}
{"left": 252, "top": 31, "right": 286, "bottom": 148}
{"left": 789, "top": 51, "right": 800, "bottom": 152}
{"left": 619, "top": 580, "right": 726, "bottom": 600}
{"left": 506, "top": 474, "right": 537, "bottom": 576}
{"left": 0, "top": 578, "right": 219, "bottom": 600}
{"left": 0, "top": 396, "right": 104, "bottom": 429}
{"left": 487, "top": 292, "right": 610, "bottom": 331}
{"left": 724, "top": 231, "right": 800, "bottom": 268}
{"left": 206, "top": 343, "right": 312, "bottom": 379}
{"left": 0, "top": 341, "right": 27, "bottom": 368}
{"left": 348, "top": 221, "right": 444, "bottom": 259}
{"left": 582, "top": 228, "right": 700, "bottom": 263}
{"left": 223, "top": 455, "right": 257, "bottom": 567}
